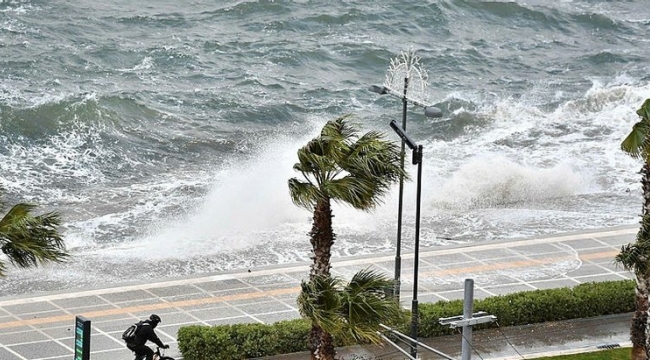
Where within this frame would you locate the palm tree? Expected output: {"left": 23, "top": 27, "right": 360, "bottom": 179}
{"left": 0, "top": 189, "right": 69, "bottom": 276}
{"left": 616, "top": 98, "right": 650, "bottom": 360}
{"left": 289, "top": 115, "right": 406, "bottom": 359}
{"left": 297, "top": 269, "right": 406, "bottom": 360}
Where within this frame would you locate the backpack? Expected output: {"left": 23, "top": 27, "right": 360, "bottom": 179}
{"left": 121, "top": 323, "right": 139, "bottom": 344}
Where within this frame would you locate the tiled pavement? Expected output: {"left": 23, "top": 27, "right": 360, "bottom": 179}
{"left": 0, "top": 225, "right": 637, "bottom": 360}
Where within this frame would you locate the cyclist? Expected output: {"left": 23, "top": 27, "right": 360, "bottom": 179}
{"left": 126, "top": 314, "right": 170, "bottom": 360}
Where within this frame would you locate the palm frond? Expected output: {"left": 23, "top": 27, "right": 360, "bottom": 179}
{"left": 636, "top": 99, "right": 650, "bottom": 121}
{"left": 615, "top": 214, "right": 650, "bottom": 275}
{"left": 297, "top": 270, "right": 405, "bottom": 346}
{"left": 321, "top": 176, "right": 375, "bottom": 209}
{"left": 623, "top": 99, "right": 650, "bottom": 160}
{"left": 321, "top": 114, "right": 356, "bottom": 144}
{"left": 0, "top": 204, "right": 68, "bottom": 273}
{"left": 339, "top": 269, "right": 404, "bottom": 344}
{"left": 290, "top": 115, "right": 404, "bottom": 213}
{"left": 288, "top": 178, "right": 320, "bottom": 210}
{"left": 621, "top": 122, "right": 648, "bottom": 159}
{"left": 298, "top": 275, "right": 344, "bottom": 332}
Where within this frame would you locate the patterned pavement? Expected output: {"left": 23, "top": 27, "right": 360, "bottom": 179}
{"left": 0, "top": 225, "right": 637, "bottom": 360}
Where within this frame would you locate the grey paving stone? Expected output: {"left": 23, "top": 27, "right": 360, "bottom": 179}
{"left": 23, "top": 310, "right": 70, "bottom": 324}
{"left": 3, "top": 301, "right": 59, "bottom": 315}
{"left": 0, "top": 329, "right": 49, "bottom": 346}
{"left": 437, "top": 288, "right": 493, "bottom": 301}
{"left": 130, "top": 308, "right": 182, "bottom": 321}
{"left": 467, "top": 248, "right": 518, "bottom": 260}
{"left": 241, "top": 274, "right": 298, "bottom": 286}
{"left": 416, "top": 293, "right": 447, "bottom": 304}
{"left": 39, "top": 324, "right": 77, "bottom": 340}
{"left": 98, "top": 289, "right": 156, "bottom": 303}
{"left": 109, "top": 297, "right": 168, "bottom": 308}
{"left": 156, "top": 325, "right": 182, "bottom": 341}
{"left": 157, "top": 292, "right": 216, "bottom": 303}
{"left": 235, "top": 300, "right": 293, "bottom": 315}
{"left": 90, "top": 348, "right": 132, "bottom": 360}
{"left": 512, "top": 243, "right": 569, "bottom": 255}
{"left": 148, "top": 285, "right": 204, "bottom": 298}
{"left": 560, "top": 238, "right": 609, "bottom": 250}
{"left": 251, "top": 283, "right": 299, "bottom": 294}
{"left": 67, "top": 304, "right": 120, "bottom": 315}
{"left": 188, "top": 306, "right": 243, "bottom": 321}
{"left": 89, "top": 333, "right": 124, "bottom": 351}
{"left": 566, "top": 263, "right": 611, "bottom": 277}
{"left": 9, "top": 339, "right": 72, "bottom": 358}
{"left": 0, "top": 347, "right": 23, "bottom": 360}
{"left": 210, "top": 286, "right": 258, "bottom": 297}
{"left": 142, "top": 311, "right": 198, "bottom": 325}
{"left": 574, "top": 273, "right": 629, "bottom": 283}
{"left": 0, "top": 324, "right": 31, "bottom": 335}
{"left": 529, "top": 278, "right": 579, "bottom": 290}
{"left": 596, "top": 234, "right": 636, "bottom": 247}
{"left": 482, "top": 283, "right": 535, "bottom": 296}
{"left": 252, "top": 310, "right": 300, "bottom": 325}
{"left": 193, "top": 278, "right": 248, "bottom": 292}
{"left": 83, "top": 316, "right": 136, "bottom": 333}
{"left": 51, "top": 296, "right": 109, "bottom": 309}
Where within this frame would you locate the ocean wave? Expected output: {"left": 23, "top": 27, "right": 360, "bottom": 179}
{"left": 447, "top": 0, "right": 565, "bottom": 29}
{"left": 1, "top": 0, "right": 649, "bottom": 296}
{"left": 434, "top": 156, "right": 586, "bottom": 210}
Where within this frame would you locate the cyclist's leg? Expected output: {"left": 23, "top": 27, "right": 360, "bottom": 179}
{"left": 144, "top": 346, "right": 155, "bottom": 360}
{"left": 131, "top": 344, "right": 153, "bottom": 360}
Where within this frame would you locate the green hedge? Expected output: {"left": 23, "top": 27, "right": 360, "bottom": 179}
{"left": 177, "top": 280, "right": 635, "bottom": 359}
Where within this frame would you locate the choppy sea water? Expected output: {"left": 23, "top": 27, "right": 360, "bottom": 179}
{"left": 0, "top": 0, "right": 648, "bottom": 296}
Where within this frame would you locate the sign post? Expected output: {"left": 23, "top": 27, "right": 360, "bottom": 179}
{"left": 74, "top": 316, "right": 91, "bottom": 360}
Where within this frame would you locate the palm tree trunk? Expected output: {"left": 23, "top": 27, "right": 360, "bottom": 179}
{"left": 308, "top": 198, "right": 336, "bottom": 359}
{"left": 307, "top": 323, "right": 336, "bottom": 360}
{"left": 633, "top": 163, "right": 650, "bottom": 360}
{"left": 309, "top": 198, "right": 334, "bottom": 279}
{"left": 631, "top": 273, "right": 649, "bottom": 360}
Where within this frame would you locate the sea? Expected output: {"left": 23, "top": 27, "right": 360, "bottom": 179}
{"left": 1, "top": 0, "right": 648, "bottom": 297}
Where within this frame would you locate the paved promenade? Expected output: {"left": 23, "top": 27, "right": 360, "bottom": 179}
{"left": 0, "top": 225, "right": 637, "bottom": 360}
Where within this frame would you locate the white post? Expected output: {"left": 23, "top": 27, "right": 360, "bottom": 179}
{"left": 461, "top": 279, "right": 474, "bottom": 360}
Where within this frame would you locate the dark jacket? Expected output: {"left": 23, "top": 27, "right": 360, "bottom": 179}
{"left": 131, "top": 320, "right": 165, "bottom": 348}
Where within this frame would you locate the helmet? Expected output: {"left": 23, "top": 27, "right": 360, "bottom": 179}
{"left": 149, "top": 314, "right": 161, "bottom": 324}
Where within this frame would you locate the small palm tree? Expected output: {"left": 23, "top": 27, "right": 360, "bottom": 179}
{"left": 298, "top": 269, "right": 406, "bottom": 360}
{"left": 289, "top": 115, "right": 406, "bottom": 359}
{"left": 616, "top": 98, "right": 650, "bottom": 360}
{"left": 0, "top": 190, "right": 69, "bottom": 276}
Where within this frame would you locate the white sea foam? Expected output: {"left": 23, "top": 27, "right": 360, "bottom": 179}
{"left": 434, "top": 156, "right": 586, "bottom": 210}
{"left": 110, "top": 124, "right": 321, "bottom": 259}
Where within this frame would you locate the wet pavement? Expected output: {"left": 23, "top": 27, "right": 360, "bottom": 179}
{"left": 0, "top": 225, "right": 637, "bottom": 359}
{"left": 282, "top": 313, "right": 631, "bottom": 360}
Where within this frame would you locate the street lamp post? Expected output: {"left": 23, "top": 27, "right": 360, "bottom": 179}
{"left": 370, "top": 83, "right": 441, "bottom": 301}
{"left": 389, "top": 120, "right": 423, "bottom": 359}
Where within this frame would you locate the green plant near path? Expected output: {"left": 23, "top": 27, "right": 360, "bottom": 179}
{"left": 288, "top": 115, "right": 406, "bottom": 360}
{"left": 176, "top": 280, "right": 635, "bottom": 359}
{"left": 0, "top": 187, "right": 68, "bottom": 276}
{"left": 297, "top": 269, "right": 406, "bottom": 346}
{"left": 538, "top": 347, "right": 629, "bottom": 360}
{"left": 616, "top": 98, "right": 650, "bottom": 360}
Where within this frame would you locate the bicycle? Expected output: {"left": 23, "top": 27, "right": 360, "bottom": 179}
{"left": 153, "top": 346, "right": 175, "bottom": 360}
{"left": 133, "top": 347, "right": 175, "bottom": 360}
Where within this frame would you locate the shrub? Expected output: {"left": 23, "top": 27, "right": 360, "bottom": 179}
{"left": 177, "top": 280, "right": 635, "bottom": 359}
